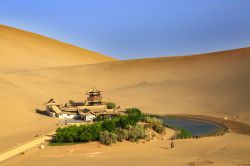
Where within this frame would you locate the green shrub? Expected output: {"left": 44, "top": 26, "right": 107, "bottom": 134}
{"left": 77, "top": 125, "right": 92, "bottom": 142}
{"left": 100, "top": 131, "right": 117, "bottom": 145}
{"left": 102, "top": 118, "right": 119, "bottom": 132}
{"left": 152, "top": 125, "right": 165, "bottom": 134}
{"left": 89, "top": 123, "right": 102, "bottom": 140}
{"left": 126, "top": 108, "right": 143, "bottom": 126}
{"left": 127, "top": 124, "right": 146, "bottom": 142}
{"left": 52, "top": 126, "right": 78, "bottom": 143}
{"left": 177, "top": 128, "right": 192, "bottom": 139}
{"left": 52, "top": 123, "right": 101, "bottom": 143}
{"left": 119, "top": 115, "right": 130, "bottom": 128}
{"left": 115, "top": 128, "right": 129, "bottom": 142}
{"left": 126, "top": 108, "right": 142, "bottom": 116}
{"left": 52, "top": 129, "right": 64, "bottom": 143}
{"left": 100, "top": 108, "right": 143, "bottom": 130}
{"left": 144, "top": 116, "right": 162, "bottom": 127}
{"left": 144, "top": 116, "right": 165, "bottom": 134}
{"left": 69, "top": 100, "right": 74, "bottom": 105}
{"left": 106, "top": 102, "right": 116, "bottom": 109}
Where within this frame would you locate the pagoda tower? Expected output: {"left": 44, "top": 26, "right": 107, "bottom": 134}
{"left": 85, "top": 87, "right": 105, "bottom": 106}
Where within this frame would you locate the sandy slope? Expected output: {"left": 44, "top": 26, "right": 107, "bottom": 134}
{"left": 0, "top": 47, "right": 249, "bottom": 153}
{"left": 0, "top": 25, "right": 250, "bottom": 165}
{"left": 0, "top": 25, "right": 115, "bottom": 73}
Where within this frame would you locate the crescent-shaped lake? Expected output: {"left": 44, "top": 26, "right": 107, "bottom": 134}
{"left": 162, "top": 116, "right": 227, "bottom": 136}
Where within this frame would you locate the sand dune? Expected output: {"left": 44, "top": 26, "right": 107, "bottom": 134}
{"left": 0, "top": 46, "right": 249, "bottom": 152}
{"left": 0, "top": 25, "right": 249, "bottom": 163}
{"left": 7, "top": 47, "right": 250, "bottom": 119}
{"left": 0, "top": 25, "right": 115, "bottom": 73}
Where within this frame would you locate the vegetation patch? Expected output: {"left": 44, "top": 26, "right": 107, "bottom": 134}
{"left": 51, "top": 108, "right": 166, "bottom": 146}
{"left": 106, "top": 102, "right": 116, "bottom": 109}
{"left": 143, "top": 116, "right": 165, "bottom": 134}
{"left": 165, "top": 125, "right": 192, "bottom": 139}
{"left": 177, "top": 128, "right": 192, "bottom": 139}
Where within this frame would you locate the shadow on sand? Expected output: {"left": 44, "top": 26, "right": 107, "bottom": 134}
{"left": 35, "top": 109, "right": 48, "bottom": 117}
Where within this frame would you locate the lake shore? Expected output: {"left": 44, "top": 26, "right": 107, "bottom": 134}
{"left": 149, "top": 113, "right": 250, "bottom": 135}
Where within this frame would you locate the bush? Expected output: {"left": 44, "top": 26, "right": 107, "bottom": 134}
{"left": 52, "top": 125, "right": 79, "bottom": 143}
{"left": 144, "top": 116, "right": 165, "bottom": 134}
{"left": 152, "top": 125, "right": 165, "bottom": 134}
{"left": 127, "top": 124, "right": 146, "bottom": 142}
{"left": 102, "top": 118, "right": 119, "bottom": 132}
{"left": 100, "top": 131, "right": 117, "bottom": 145}
{"left": 144, "top": 116, "right": 162, "bottom": 127}
{"left": 89, "top": 123, "right": 102, "bottom": 140}
{"left": 126, "top": 108, "right": 142, "bottom": 116}
{"left": 126, "top": 108, "right": 143, "bottom": 126}
{"left": 115, "top": 128, "right": 129, "bottom": 142}
{"left": 76, "top": 125, "right": 92, "bottom": 142}
{"left": 106, "top": 102, "right": 116, "bottom": 109}
{"left": 177, "top": 128, "right": 192, "bottom": 139}
{"left": 118, "top": 115, "right": 130, "bottom": 128}
{"left": 52, "top": 123, "right": 101, "bottom": 143}
{"left": 69, "top": 100, "right": 74, "bottom": 105}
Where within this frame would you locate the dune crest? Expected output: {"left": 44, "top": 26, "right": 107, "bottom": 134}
{"left": 0, "top": 24, "right": 115, "bottom": 73}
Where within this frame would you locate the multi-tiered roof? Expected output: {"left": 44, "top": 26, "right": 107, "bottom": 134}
{"left": 85, "top": 87, "right": 105, "bottom": 106}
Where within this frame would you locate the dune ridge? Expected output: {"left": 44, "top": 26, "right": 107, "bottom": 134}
{"left": 0, "top": 24, "right": 115, "bottom": 73}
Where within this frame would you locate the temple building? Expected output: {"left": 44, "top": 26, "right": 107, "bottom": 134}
{"left": 45, "top": 99, "right": 79, "bottom": 119}
{"left": 44, "top": 87, "right": 125, "bottom": 122}
{"left": 85, "top": 87, "right": 104, "bottom": 106}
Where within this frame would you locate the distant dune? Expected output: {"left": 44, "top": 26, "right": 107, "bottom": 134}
{"left": 0, "top": 25, "right": 115, "bottom": 72}
{"left": 7, "top": 46, "right": 248, "bottom": 124}
{"left": 0, "top": 25, "right": 249, "bottom": 152}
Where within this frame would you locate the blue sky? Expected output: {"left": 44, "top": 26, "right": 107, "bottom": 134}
{"left": 1, "top": 0, "right": 250, "bottom": 59}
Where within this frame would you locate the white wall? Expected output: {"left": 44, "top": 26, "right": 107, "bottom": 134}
{"left": 49, "top": 112, "right": 56, "bottom": 117}
{"left": 58, "top": 113, "right": 79, "bottom": 119}
{"left": 85, "top": 114, "right": 96, "bottom": 121}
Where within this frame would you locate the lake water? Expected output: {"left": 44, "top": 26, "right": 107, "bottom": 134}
{"left": 162, "top": 116, "right": 226, "bottom": 136}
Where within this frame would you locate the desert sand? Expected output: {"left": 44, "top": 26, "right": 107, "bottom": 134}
{"left": 0, "top": 25, "right": 249, "bottom": 165}
{"left": 1, "top": 131, "right": 250, "bottom": 166}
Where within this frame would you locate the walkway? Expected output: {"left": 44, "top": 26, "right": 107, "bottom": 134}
{"left": 0, "top": 132, "right": 54, "bottom": 163}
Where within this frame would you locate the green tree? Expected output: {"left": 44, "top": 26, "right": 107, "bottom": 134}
{"left": 119, "top": 115, "right": 130, "bottom": 128}
{"left": 90, "top": 122, "right": 102, "bottom": 140}
{"left": 126, "top": 108, "right": 143, "bottom": 126}
{"left": 102, "top": 118, "right": 119, "bottom": 132}
{"left": 106, "top": 102, "right": 116, "bottom": 109}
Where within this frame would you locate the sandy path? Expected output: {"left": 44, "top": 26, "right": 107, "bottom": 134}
{"left": 0, "top": 132, "right": 54, "bottom": 163}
